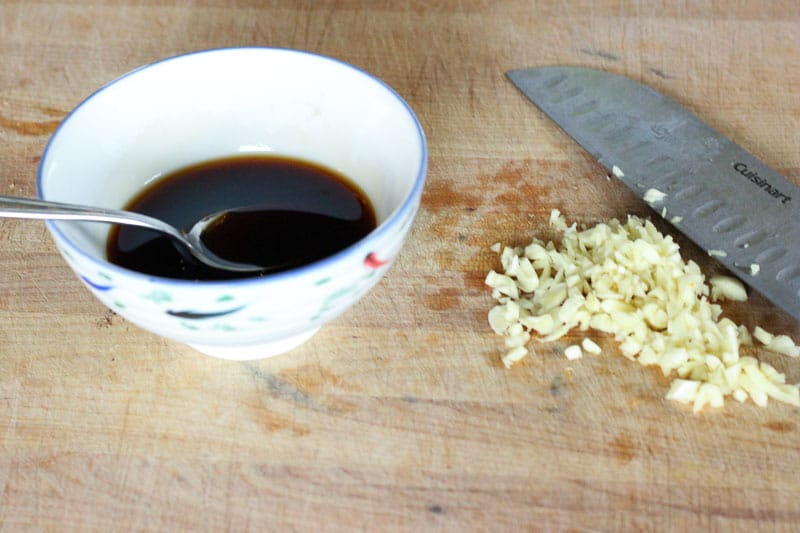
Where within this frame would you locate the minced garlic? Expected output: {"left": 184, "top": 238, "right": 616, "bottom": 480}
{"left": 643, "top": 188, "right": 667, "bottom": 205}
{"left": 486, "top": 210, "right": 800, "bottom": 412}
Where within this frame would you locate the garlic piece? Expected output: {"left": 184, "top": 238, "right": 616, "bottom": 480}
{"left": 764, "top": 335, "right": 800, "bottom": 358}
{"left": 710, "top": 275, "right": 747, "bottom": 302}
{"left": 502, "top": 346, "right": 528, "bottom": 369}
{"left": 666, "top": 379, "right": 700, "bottom": 403}
{"left": 753, "top": 326, "right": 774, "bottom": 346}
{"left": 582, "top": 337, "right": 602, "bottom": 355}
{"left": 643, "top": 188, "right": 667, "bottom": 205}
{"left": 564, "top": 345, "right": 583, "bottom": 360}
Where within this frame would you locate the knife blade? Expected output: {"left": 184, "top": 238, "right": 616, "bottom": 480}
{"left": 507, "top": 66, "right": 800, "bottom": 321}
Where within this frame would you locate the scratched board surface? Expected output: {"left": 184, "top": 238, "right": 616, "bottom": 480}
{"left": 1, "top": 1, "right": 799, "bottom": 531}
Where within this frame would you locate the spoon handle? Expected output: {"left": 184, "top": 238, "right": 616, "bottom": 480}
{"left": 0, "top": 195, "right": 179, "bottom": 237}
{"left": 0, "top": 195, "right": 264, "bottom": 273}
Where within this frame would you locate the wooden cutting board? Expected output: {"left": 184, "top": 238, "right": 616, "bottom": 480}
{"left": 1, "top": 1, "right": 799, "bottom": 530}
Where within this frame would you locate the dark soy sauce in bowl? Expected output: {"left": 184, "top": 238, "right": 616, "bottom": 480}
{"left": 106, "top": 155, "right": 377, "bottom": 280}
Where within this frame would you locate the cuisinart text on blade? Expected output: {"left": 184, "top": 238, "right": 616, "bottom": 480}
{"left": 507, "top": 66, "right": 800, "bottom": 321}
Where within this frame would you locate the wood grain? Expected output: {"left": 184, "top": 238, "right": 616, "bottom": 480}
{"left": 1, "top": 1, "right": 799, "bottom": 531}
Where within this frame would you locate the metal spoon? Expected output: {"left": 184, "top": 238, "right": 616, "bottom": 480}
{"left": 0, "top": 195, "right": 264, "bottom": 273}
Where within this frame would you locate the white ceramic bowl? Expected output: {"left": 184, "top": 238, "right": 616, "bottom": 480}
{"left": 37, "top": 47, "right": 427, "bottom": 360}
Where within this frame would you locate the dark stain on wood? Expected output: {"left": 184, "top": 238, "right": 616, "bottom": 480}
{"left": 36, "top": 105, "right": 69, "bottom": 118}
{"left": 244, "top": 365, "right": 315, "bottom": 436}
{"left": 0, "top": 113, "right": 62, "bottom": 136}
{"left": 550, "top": 375, "right": 565, "bottom": 397}
{"left": 256, "top": 409, "right": 310, "bottom": 436}
{"left": 422, "top": 177, "right": 482, "bottom": 210}
{"left": 493, "top": 181, "right": 554, "bottom": 206}
{"left": 434, "top": 249, "right": 457, "bottom": 270}
{"left": 423, "top": 287, "right": 461, "bottom": 311}
{"left": 275, "top": 364, "right": 359, "bottom": 414}
{"left": 464, "top": 270, "right": 489, "bottom": 290}
{"left": 488, "top": 160, "right": 531, "bottom": 187}
{"left": 580, "top": 48, "right": 622, "bottom": 61}
{"left": 479, "top": 160, "right": 563, "bottom": 205}
{"left": 278, "top": 364, "right": 348, "bottom": 395}
{"left": 246, "top": 364, "right": 312, "bottom": 406}
{"left": 95, "top": 309, "right": 117, "bottom": 329}
{"left": 649, "top": 67, "right": 675, "bottom": 79}
{"left": 764, "top": 421, "right": 795, "bottom": 433}
{"left": 609, "top": 433, "right": 636, "bottom": 465}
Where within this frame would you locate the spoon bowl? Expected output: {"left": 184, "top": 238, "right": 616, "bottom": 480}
{"left": 0, "top": 195, "right": 264, "bottom": 273}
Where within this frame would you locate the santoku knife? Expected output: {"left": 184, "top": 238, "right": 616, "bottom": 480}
{"left": 507, "top": 66, "right": 800, "bottom": 321}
